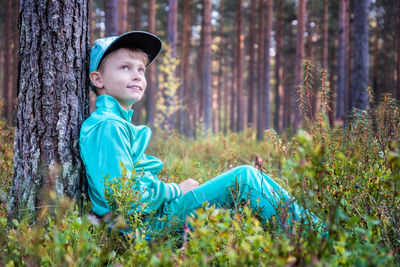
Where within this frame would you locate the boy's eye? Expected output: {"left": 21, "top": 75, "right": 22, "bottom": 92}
{"left": 138, "top": 67, "right": 145, "bottom": 73}
{"left": 121, "top": 65, "right": 129, "bottom": 70}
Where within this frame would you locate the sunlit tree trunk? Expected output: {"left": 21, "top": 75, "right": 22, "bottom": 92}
{"left": 202, "top": 0, "right": 212, "bottom": 133}
{"left": 216, "top": 0, "right": 224, "bottom": 132}
{"left": 236, "top": 0, "right": 244, "bottom": 131}
{"left": 247, "top": 0, "right": 256, "bottom": 128}
{"left": 9, "top": 0, "right": 90, "bottom": 221}
{"left": 256, "top": 0, "right": 265, "bottom": 140}
{"left": 180, "top": 0, "right": 192, "bottom": 135}
{"left": 118, "top": 0, "right": 128, "bottom": 34}
{"left": 351, "top": 0, "right": 369, "bottom": 110}
{"left": 104, "top": 0, "right": 118, "bottom": 36}
{"left": 146, "top": 0, "right": 156, "bottom": 126}
{"left": 263, "top": 0, "right": 272, "bottom": 131}
{"left": 293, "top": 0, "right": 306, "bottom": 131}
{"left": 273, "top": 0, "right": 283, "bottom": 132}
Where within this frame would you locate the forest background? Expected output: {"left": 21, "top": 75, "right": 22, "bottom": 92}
{"left": 1, "top": 0, "right": 399, "bottom": 136}
{"left": 0, "top": 0, "right": 400, "bottom": 265}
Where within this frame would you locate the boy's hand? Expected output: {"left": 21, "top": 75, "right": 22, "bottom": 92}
{"left": 179, "top": 178, "right": 200, "bottom": 195}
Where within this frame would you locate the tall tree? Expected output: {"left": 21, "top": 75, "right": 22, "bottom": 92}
{"left": 146, "top": 0, "right": 156, "bottom": 126}
{"left": 247, "top": 0, "right": 256, "bottom": 128}
{"left": 322, "top": 0, "right": 329, "bottom": 70}
{"left": 104, "top": 0, "right": 118, "bottom": 36}
{"left": 273, "top": 0, "right": 283, "bottom": 132}
{"left": 2, "top": 0, "right": 11, "bottom": 121}
{"left": 293, "top": 0, "right": 306, "bottom": 130}
{"left": 397, "top": 0, "right": 400, "bottom": 100}
{"left": 9, "top": 0, "right": 90, "bottom": 220}
{"left": 167, "top": 0, "right": 178, "bottom": 129}
{"left": 256, "top": 0, "right": 265, "bottom": 140}
{"left": 337, "top": 0, "right": 348, "bottom": 120}
{"left": 118, "top": 0, "right": 128, "bottom": 34}
{"left": 236, "top": 0, "right": 245, "bottom": 131}
{"left": 179, "top": 0, "right": 192, "bottom": 135}
{"left": 202, "top": 0, "right": 212, "bottom": 133}
{"left": 216, "top": 0, "right": 224, "bottom": 132}
{"left": 133, "top": 0, "right": 142, "bottom": 29}
{"left": 351, "top": 0, "right": 370, "bottom": 110}
{"left": 263, "top": 0, "right": 273, "bottom": 131}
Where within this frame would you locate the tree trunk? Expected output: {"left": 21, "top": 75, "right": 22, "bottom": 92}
{"left": 397, "top": 0, "right": 400, "bottom": 100}
{"left": 351, "top": 0, "right": 369, "bottom": 110}
{"left": 263, "top": 0, "right": 272, "bottom": 131}
{"left": 8, "top": 0, "right": 90, "bottom": 221}
{"left": 337, "top": 0, "right": 347, "bottom": 120}
{"left": 256, "top": 0, "right": 265, "bottom": 140}
{"left": 145, "top": 0, "right": 156, "bottom": 127}
{"left": 293, "top": 0, "right": 306, "bottom": 130}
{"left": 2, "top": 0, "right": 11, "bottom": 120}
{"left": 216, "top": 0, "right": 224, "bottom": 132}
{"left": 346, "top": 0, "right": 351, "bottom": 114}
{"left": 247, "top": 0, "right": 256, "bottom": 128}
{"left": 104, "top": 0, "right": 118, "bottom": 36}
{"left": 118, "top": 0, "right": 128, "bottom": 34}
{"left": 322, "top": 0, "right": 329, "bottom": 69}
{"left": 273, "top": 0, "right": 283, "bottom": 132}
{"left": 236, "top": 0, "right": 244, "bottom": 132}
{"left": 133, "top": 0, "right": 142, "bottom": 30}
{"left": 180, "top": 0, "right": 192, "bottom": 135}
{"left": 166, "top": 0, "right": 177, "bottom": 130}
{"left": 202, "top": 0, "right": 212, "bottom": 133}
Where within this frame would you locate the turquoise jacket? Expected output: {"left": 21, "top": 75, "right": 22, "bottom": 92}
{"left": 79, "top": 95, "right": 182, "bottom": 216}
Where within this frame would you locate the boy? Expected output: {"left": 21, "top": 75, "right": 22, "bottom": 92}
{"left": 80, "top": 31, "right": 324, "bottom": 233}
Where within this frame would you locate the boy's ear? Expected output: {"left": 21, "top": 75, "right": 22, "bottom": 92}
{"left": 89, "top": 71, "right": 104, "bottom": 89}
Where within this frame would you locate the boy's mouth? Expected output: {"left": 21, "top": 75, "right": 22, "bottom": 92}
{"left": 127, "top": 85, "right": 143, "bottom": 92}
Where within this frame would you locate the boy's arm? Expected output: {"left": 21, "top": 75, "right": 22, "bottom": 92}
{"left": 81, "top": 119, "right": 182, "bottom": 216}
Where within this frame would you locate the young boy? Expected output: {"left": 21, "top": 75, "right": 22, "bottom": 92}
{"left": 80, "top": 31, "right": 324, "bottom": 233}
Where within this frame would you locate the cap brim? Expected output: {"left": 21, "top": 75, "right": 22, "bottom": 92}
{"left": 101, "top": 31, "right": 162, "bottom": 67}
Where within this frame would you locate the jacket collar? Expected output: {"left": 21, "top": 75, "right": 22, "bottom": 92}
{"left": 95, "top": 95, "right": 134, "bottom": 122}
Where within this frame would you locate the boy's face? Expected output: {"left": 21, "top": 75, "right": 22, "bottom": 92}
{"left": 91, "top": 49, "right": 147, "bottom": 110}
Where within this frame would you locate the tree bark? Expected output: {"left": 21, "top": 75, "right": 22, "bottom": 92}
{"left": 256, "top": 0, "right": 265, "bottom": 140}
{"left": 322, "top": 0, "right": 329, "bottom": 70}
{"left": 2, "top": 0, "right": 11, "bottom": 120}
{"left": 202, "top": 0, "right": 212, "bottom": 133}
{"left": 118, "top": 0, "right": 128, "bottom": 34}
{"left": 273, "top": 0, "right": 283, "bottom": 132}
{"left": 179, "top": 0, "right": 192, "bottom": 135}
{"left": 9, "top": 0, "right": 90, "bottom": 220}
{"left": 104, "top": 0, "right": 118, "bottom": 36}
{"left": 293, "top": 0, "right": 306, "bottom": 130}
{"left": 397, "top": 0, "right": 400, "bottom": 100}
{"left": 146, "top": 0, "right": 156, "bottom": 127}
{"left": 337, "top": 0, "right": 347, "bottom": 120}
{"left": 216, "top": 0, "right": 224, "bottom": 132}
{"left": 351, "top": 0, "right": 369, "bottom": 110}
{"left": 247, "top": 0, "right": 256, "bottom": 128}
{"left": 236, "top": 0, "right": 244, "bottom": 131}
{"left": 263, "top": 0, "right": 272, "bottom": 131}
{"left": 133, "top": 0, "right": 142, "bottom": 30}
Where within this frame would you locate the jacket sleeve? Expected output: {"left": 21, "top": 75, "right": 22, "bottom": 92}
{"left": 81, "top": 119, "right": 182, "bottom": 216}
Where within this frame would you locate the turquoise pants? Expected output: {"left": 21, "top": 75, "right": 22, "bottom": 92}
{"left": 157, "top": 165, "right": 323, "bottom": 232}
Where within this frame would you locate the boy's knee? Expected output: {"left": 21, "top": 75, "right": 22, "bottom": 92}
{"left": 235, "top": 165, "right": 259, "bottom": 174}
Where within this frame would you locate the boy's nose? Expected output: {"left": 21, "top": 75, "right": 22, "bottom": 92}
{"left": 131, "top": 71, "right": 141, "bottom": 81}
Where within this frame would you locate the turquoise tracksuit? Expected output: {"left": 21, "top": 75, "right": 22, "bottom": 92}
{"left": 80, "top": 95, "right": 323, "bottom": 231}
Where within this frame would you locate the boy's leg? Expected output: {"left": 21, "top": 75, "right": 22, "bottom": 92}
{"left": 162, "top": 165, "right": 322, "bottom": 228}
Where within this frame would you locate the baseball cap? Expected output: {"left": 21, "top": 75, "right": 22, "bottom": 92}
{"left": 89, "top": 31, "right": 163, "bottom": 73}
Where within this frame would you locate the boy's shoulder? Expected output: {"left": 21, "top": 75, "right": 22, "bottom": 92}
{"left": 80, "top": 110, "right": 132, "bottom": 143}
